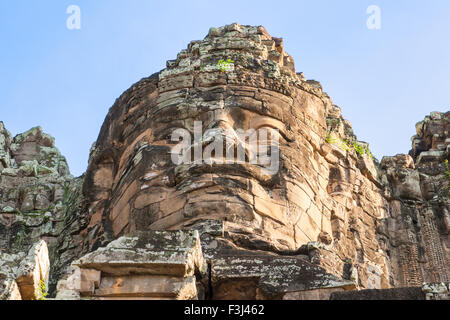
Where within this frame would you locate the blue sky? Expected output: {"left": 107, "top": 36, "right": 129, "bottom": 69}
{"left": 1, "top": 1, "right": 449, "bottom": 176}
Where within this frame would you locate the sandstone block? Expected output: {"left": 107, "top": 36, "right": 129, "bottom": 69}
{"left": 74, "top": 230, "right": 207, "bottom": 278}
{"left": 16, "top": 240, "right": 50, "bottom": 300}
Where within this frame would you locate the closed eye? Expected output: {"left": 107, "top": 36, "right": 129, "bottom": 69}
{"left": 249, "top": 117, "right": 293, "bottom": 142}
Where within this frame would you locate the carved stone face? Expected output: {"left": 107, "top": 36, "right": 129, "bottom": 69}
{"left": 85, "top": 24, "right": 330, "bottom": 253}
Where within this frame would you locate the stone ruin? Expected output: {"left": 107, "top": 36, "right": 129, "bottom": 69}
{"left": 0, "top": 23, "right": 449, "bottom": 300}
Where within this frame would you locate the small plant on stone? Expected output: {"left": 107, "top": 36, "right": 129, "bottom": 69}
{"left": 217, "top": 59, "right": 234, "bottom": 72}
{"left": 353, "top": 142, "right": 365, "bottom": 156}
{"left": 444, "top": 160, "right": 450, "bottom": 196}
{"left": 327, "top": 134, "right": 350, "bottom": 151}
{"left": 353, "top": 142, "right": 374, "bottom": 160}
{"left": 326, "top": 133, "right": 374, "bottom": 160}
{"left": 38, "top": 280, "right": 48, "bottom": 300}
{"left": 341, "top": 139, "right": 352, "bottom": 152}
{"left": 326, "top": 132, "right": 340, "bottom": 145}
{"left": 445, "top": 160, "right": 450, "bottom": 178}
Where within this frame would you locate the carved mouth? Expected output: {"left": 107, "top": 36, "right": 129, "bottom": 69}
{"left": 174, "top": 160, "right": 279, "bottom": 189}
{"left": 172, "top": 139, "right": 281, "bottom": 189}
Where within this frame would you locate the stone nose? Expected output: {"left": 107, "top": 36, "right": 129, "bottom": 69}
{"left": 202, "top": 125, "right": 237, "bottom": 148}
{"left": 205, "top": 120, "right": 239, "bottom": 143}
{"left": 201, "top": 122, "right": 254, "bottom": 164}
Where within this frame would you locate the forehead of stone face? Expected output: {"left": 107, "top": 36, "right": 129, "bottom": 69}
{"left": 151, "top": 93, "right": 290, "bottom": 138}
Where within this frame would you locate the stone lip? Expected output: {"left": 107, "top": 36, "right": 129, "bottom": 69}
{"left": 73, "top": 230, "right": 207, "bottom": 277}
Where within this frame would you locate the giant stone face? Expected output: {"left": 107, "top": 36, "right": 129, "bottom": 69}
{"left": 85, "top": 24, "right": 333, "bottom": 254}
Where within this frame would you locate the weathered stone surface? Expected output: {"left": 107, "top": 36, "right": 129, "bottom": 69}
{"left": 57, "top": 230, "right": 206, "bottom": 300}
{"left": 0, "top": 277, "right": 22, "bottom": 300}
{"left": 0, "top": 240, "right": 50, "bottom": 300}
{"left": 410, "top": 111, "right": 450, "bottom": 161}
{"left": 15, "top": 240, "right": 50, "bottom": 300}
{"left": 93, "top": 275, "right": 198, "bottom": 299}
{"left": 422, "top": 283, "right": 450, "bottom": 300}
{"left": 73, "top": 230, "right": 207, "bottom": 277}
{"left": 283, "top": 287, "right": 345, "bottom": 300}
{"left": 377, "top": 112, "right": 450, "bottom": 287}
{"left": 331, "top": 282, "right": 449, "bottom": 300}
{"left": 330, "top": 286, "right": 426, "bottom": 300}
{"left": 0, "top": 123, "right": 85, "bottom": 297}
{"left": 381, "top": 155, "right": 423, "bottom": 200}
{"left": 210, "top": 252, "right": 355, "bottom": 300}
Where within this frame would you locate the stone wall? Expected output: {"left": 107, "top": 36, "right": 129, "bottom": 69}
{"left": 0, "top": 125, "right": 72, "bottom": 253}
{"left": 380, "top": 112, "right": 450, "bottom": 286}
{"left": 0, "top": 123, "right": 85, "bottom": 296}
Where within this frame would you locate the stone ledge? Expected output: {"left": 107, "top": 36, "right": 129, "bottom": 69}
{"left": 57, "top": 230, "right": 207, "bottom": 300}
{"left": 330, "top": 283, "right": 450, "bottom": 300}
{"left": 211, "top": 252, "right": 355, "bottom": 299}
{"left": 330, "top": 287, "right": 425, "bottom": 300}
{"left": 73, "top": 230, "right": 207, "bottom": 277}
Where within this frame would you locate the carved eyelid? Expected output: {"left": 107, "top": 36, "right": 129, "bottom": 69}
{"left": 249, "top": 117, "right": 286, "bottom": 137}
